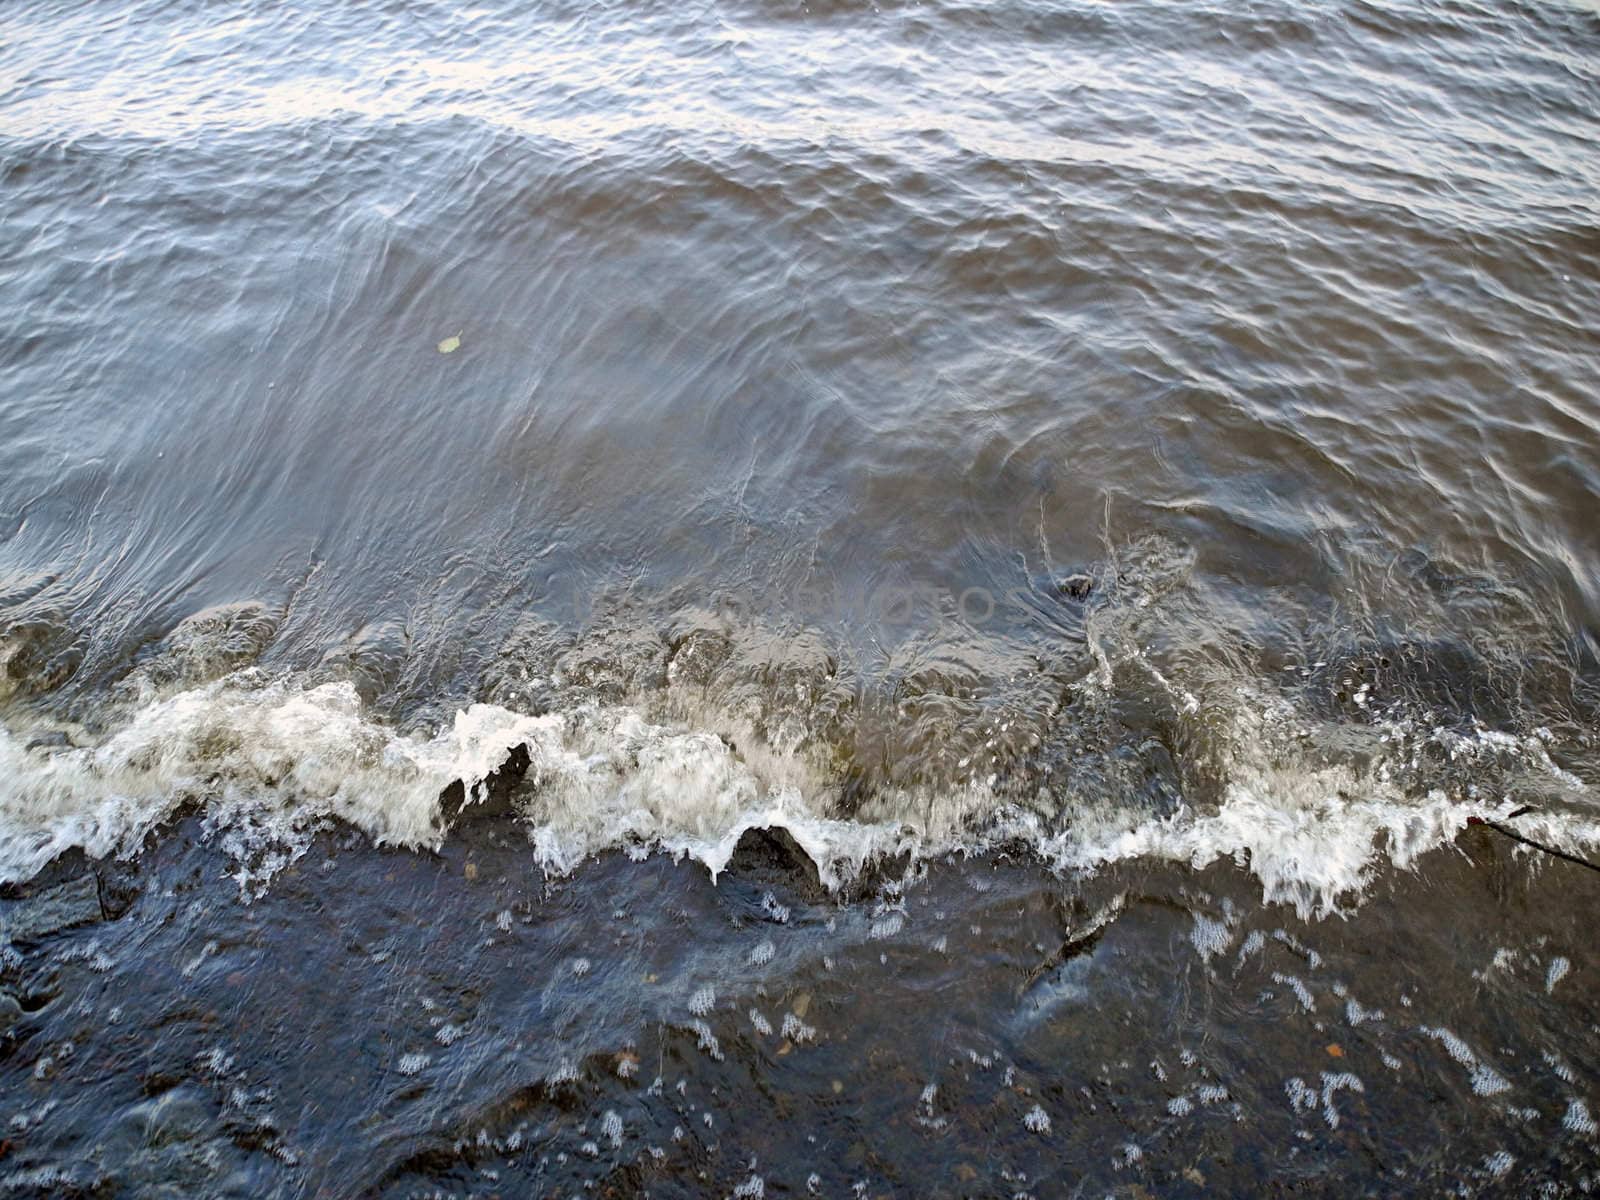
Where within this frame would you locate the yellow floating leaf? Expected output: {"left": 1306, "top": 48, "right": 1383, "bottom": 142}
{"left": 437, "top": 333, "right": 461, "bottom": 354}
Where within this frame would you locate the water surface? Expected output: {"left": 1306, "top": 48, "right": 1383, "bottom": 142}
{"left": 1, "top": 0, "right": 1598, "bottom": 1193}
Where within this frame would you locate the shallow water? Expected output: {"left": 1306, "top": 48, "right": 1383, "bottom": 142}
{"left": 2, "top": 0, "right": 1598, "bottom": 1193}
{"left": 2, "top": 819, "right": 1597, "bottom": 1197}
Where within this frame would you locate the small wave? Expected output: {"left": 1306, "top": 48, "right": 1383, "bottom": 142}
{"left": 0, "top": 671, "right": 899, "bottom": 893}
{"left": 2, "top": 654, "right": 1595, "bottom": 916}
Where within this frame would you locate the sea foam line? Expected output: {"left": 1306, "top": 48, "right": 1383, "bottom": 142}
{"left": 1, "top": 671, "right": 1596, "bottom": 914}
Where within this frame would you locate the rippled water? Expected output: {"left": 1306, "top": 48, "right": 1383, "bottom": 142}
{"left": 2, "top": 0, "right": 1598, "bottom": 1194}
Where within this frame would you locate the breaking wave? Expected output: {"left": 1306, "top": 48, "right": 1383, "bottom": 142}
{"left": 4, "top": 555, "right": 1597, "bottom": 917}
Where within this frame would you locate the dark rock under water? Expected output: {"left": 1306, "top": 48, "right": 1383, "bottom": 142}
{"left": 0, "top": 813, "right": 1595, "bottom": 1198}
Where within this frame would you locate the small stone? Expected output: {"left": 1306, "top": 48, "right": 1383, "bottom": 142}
{"left": 441, "top": 744, "right": 531, "bottom": 823}
{"left": 724, "top": 826, "right": 826, "bottom": 900}
{"left": 1055, "top": 573, "right": 1094, "bottom": 600}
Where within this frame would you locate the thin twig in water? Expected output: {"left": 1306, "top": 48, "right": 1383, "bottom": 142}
{"left": 1468, "top": 812, "right": 1600, "bottom": 875}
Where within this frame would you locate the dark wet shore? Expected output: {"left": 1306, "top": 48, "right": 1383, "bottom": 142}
{"left": 2, "top": 818, "right": 1595, "bottom": 1198}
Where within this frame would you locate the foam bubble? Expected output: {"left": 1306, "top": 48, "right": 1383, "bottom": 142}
{"left": 1419, "top": 1027, "right": 1512, "bottom": 1098}
{"left": 1545, "top": 956, "right": 1570, "bottom": 994}
{"left": 1565, "top": 1100, "right": 1597, "bottom": 1137}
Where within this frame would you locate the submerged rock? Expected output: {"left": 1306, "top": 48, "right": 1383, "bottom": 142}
{"left": 724, "top": 826, "right": 827, "bottom": 902}
{"left": 0, "top": 873, "right": 104, "bottom": 944}
{"left": 1055, "top": 572, "right": 1095, "bottom": 600}
{"left": 440, "top": 743, "right": 533, "bottom": 823}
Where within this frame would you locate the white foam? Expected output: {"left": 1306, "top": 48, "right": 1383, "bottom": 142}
{"left": 396, "top": 1053, "right": 430, "bottom": 1076}
{"left": 780, "top": 1012, "right": 816, "bottom": 1043}
{"left": 0, "top": 672, "right": 896, "bottom": 891}
{"left": 1420, "top": 1026, "right": 1512, "bottom": 1097}
{"left": 1320, "top": 1071, "right": 1364, "bottom": 1129}
{"left": 1482, "top": 1150, "right": 1514, "bottom": 1178}
{"left": 1545, "top": 956, "right": 1570, "bottom": 994}
{"left": 1031, "top": 767, "right": 1478, "bottom": 918}
{"left": 0, "top": 675, "right": 501, "bottom": 880}
{"left": 1190, "top": 913, "right": 1233, "bottom": 960}
{"left": 1285, "top": 1077, "right": 1319, "bottom": 1115}
{"left": 1273, "top": 973, "right": 1317, "bottom": 1012}
{"left": 2, "top": 668, "right": 1597, "bottom": 915}
{"left": 689, "top": 1020, "right": 722, "bottom": 1060}
{"left": 1345, "top": 998, "right": 1382, "bottom": 1026}
{"left": 1565, "top": 1099, "right": 1597, "bottom": 1137}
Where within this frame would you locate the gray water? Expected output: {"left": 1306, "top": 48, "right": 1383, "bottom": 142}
{"left": 1, "top": 0, "right": 1598, "bottom": 1194}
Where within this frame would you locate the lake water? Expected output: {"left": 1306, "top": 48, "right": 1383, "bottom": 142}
{"left": 1, "top": 0, "right": 1598, "bottom": 1194}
